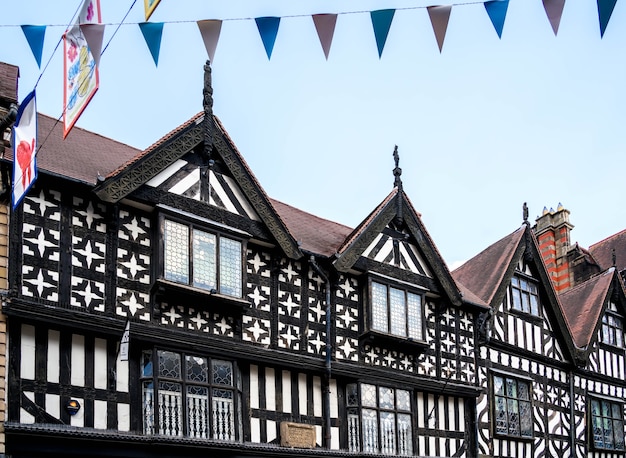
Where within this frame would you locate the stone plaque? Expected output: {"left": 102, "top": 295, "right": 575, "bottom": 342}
{"left": 280, "top": 422, "right": 316, "bottom": 448}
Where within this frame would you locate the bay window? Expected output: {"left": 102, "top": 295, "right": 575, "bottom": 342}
{"left": 346, "top": 383, "right": 413, "bottom": 455}
{"left": 141, "top": 349, "right": 242, "bottom": 440}
{"left": 163, "top": 218, "right": 243, "bottom": 297}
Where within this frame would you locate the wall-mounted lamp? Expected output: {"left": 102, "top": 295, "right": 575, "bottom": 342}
{"left": 66, "top": 399, "right": 81, "bottom": 415}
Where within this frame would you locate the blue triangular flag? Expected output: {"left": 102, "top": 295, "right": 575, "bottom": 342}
{"left": 21, "top": 25, "right": 46, "bottom": 68}
{"left": 484, "top": 0, "right": 509, "bottom": 38}
{"left": 598, "top": 0, "right": 618, "bottom": 37}
{"left": 370, "top": 9, "right": 395, "bottom": 58}
{"left": 139, "top": 22, "right": 164, "bottom": 66}
{"left": 255, "top": 17, "right": 280, "bottom": 59}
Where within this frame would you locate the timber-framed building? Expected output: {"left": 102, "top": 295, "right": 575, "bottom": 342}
{"left": 1, "top": 60, "right": 626, "bottom": 458}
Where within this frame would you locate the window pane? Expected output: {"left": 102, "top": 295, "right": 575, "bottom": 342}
{"left": 614, "top": 419, "right": 625, "bottom": 450}
{"left": 219, "top": 238, "right": 242, "bottom": 296}
{"left": 361, "top": 384, "right": 377, "bottom": 408}
{"left": 158, "top": 381, "right": 183, "bottom": 436}
{"left": 212, "top": 360, "right": 233, "bottom": 386}
{"left": 371, "top": 282, "right": 388, "bottom": 333}
{"left": 530, "top": 294, "right": 539, "bottom": 316}
{"left": 517, "top": 381, "right": 530, "bottom": 401}
{"left": 346, "top": 384, "right": 358, "bottom": 407}
{"left": 361, "top": 408, "right": 379, "bottom": 453}
{"left": 164, "top": 220, "right": 189, "bottom": 284}
{"left": 507, "top": 398, "right": 520, "bottom": 436}
{"left": 192, "top": 230, "right": 216, "bottom": 290}
{"left": 212, "top": 388, "right": 235, "bottom": 440}
{"left": 493, "top": 376, "right": 504, "bottom": 396}
{"left": 506, "top": 378, "right": 517, "bottom": 398}
{"left": 159, "top": 351, "right": 181, "bottom": 379}
{"left": 379, "top": 386, "right": 394, "bottom": 409}
{"left": 512, "top": 289, "right": 522, "bottom": 311}
{"left": 380, "top": 411, "right": 396, "bottom": 455}
{"left": 143, "top": 381, "right": 155, "bottom": 434}
{"left": 187, "top": 385, "right": 209, "bottom": 438}
{"left": 407, "top": 292, "right": 423, "bottom": 340}
{"left": 142, "top": 350, "right": 153, "bottom": 377}
{"left": 347, "top": 408, "right": 360, "bottom": 452}
{"left": 389, "top": 287, "right": 407, "bottom": 337}
{"left": 495, "top": 396, "right": 507, "bottom": 435}
{"left": 397, "top": 413, "right": 413, "bottom": 456}
{"left": 396, "top": 389, "right": 411, "bottom": 412}
{"left": 519, "top": 401, "right": 532, "bottom": 437}
{"left": 186, "top": 355, "right": 208, "bottom": 383}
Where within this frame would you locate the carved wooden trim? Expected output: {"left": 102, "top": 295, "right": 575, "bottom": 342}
{"left": 212, "top": 124, "right": 301, "bottom": 260}
{"left": 94, "top": 123, "right": 203, "bottom": 203}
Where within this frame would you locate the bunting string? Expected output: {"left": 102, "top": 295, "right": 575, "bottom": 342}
{"left": 4, "top": 0, "right": 622, "bottom": 150}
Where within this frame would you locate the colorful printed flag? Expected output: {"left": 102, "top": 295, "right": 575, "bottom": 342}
{"left": 144, "top": 0, "right": 162, "bottom": 22}
{"left": 12, "top": 90, "right": 37, "bottom": 209}
{"left": 63, "top": 0, "right": 102, "bottom": 138}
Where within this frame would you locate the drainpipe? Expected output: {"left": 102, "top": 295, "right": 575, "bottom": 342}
{"left": 569, "top": 368, "right": 576, "bottom": 455}
{"left": 0, "top": 104, "right": 18, "bottom": 135}
{"left": 309, "top": 255, "right": 332, "bottom": 449}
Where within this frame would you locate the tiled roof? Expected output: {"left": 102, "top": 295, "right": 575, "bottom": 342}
{"left": 270, "top": 198, "right": 353, "bottom": 257}
{"left": 0, "top": 62, "right": 18, "bottom": 105}
{"left": 589, "top": 229, "right": 626, "bottom": 272}
{"left": 337, "top": 188, "right": 397, "bottom": 255}
{"left": 559, "top": 268, "right": 614, "bottom": 349}
{"left": 3, "top": 113, "right": 140, "bottom": 186}
{"left": 105, "top": 112, "right": 203, "bottom": 179}
{"left": 452, "top": 227, "right": 525, "bottom": 305}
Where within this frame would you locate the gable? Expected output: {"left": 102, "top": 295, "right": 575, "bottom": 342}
{"left": 362, "top": 225, "right": 432, "bottom": 277}
{"left": 145, "top": 157, "right": 260, "bottom": 221}
{"left": 334, "top": 189, "right": 461, "bottom": 306}
{"left": 490, "top": 257, "right": 566, "bottom": 360}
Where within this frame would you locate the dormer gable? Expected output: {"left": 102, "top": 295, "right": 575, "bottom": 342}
{"left": 453, "top": 222, "right": 577, "bottom": 362}
{"left": 560, "top": 268, "right": 626, "bottom": 365}
{"left": 93, "top": 61, "right": 301, "bottom": 260}
{"left": 333, "top": 185, "right": 461, "bottom": 307}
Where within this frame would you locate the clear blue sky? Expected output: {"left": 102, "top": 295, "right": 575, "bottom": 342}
{"left": 2, "top": 0, "right": 625, "bottom": 268}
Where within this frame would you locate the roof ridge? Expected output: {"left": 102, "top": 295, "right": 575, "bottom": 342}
{"left": 589, "top": 227, "right": 626, "bottom": 250}
{"left": 269, "top": 198, "right": 353, "bottom": 231}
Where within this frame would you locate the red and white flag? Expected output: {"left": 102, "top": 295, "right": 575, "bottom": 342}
{"left": 12, "top": 90, "right": 37, "bottom": 209}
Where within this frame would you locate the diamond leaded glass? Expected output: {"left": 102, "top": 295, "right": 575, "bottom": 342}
{"left": 192, "top": 230, "right": 216, "bottom": 290}
{"left": 493, "top": 375, "right": 533, "bottom": 438}
{"left": 219, "top": 237, "right": 242, "bottom": 297}
{"left": 591, "top": 398, "right": 625, "bottom": 451}
{"left": 143, "top": 350, "right": 239, "bottom": 441}
{"left": 164, "top": 220, "right": 189, "bottom": 284}
{"left": 349, "top": 383, "right": 414, "bottom": 456}
{"left": 389, "top": 287, "right": 406, "bottom": 337}
{"left": 371, "top": 282, "right": 388, "bottom": 333}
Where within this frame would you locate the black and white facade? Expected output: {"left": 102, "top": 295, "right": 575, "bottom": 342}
{"left": 3, "top": 61, "right": 626, "bottom": 458}
{"left": 2, "top": 63, "right": 483, "bottom": 458}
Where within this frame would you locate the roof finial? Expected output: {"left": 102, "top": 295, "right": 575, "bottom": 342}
{"left": 203, "top": 59, "right": 214, "bottom": 158}
{"left": 523, "top": 202, "right": 529, "bottom": 225}
{"left": 393, "top": 145, "right": 402, "bottom": 190}
{"left": 612, "top": 248, "right": 616, "bottom": 267}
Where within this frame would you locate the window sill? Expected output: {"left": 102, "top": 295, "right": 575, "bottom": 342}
{"left": 493, "top": 433, "right": 534, "bottom": 443}
{"left": 359, "top": 330, "right": 428, "bottom": 352}
{"left": 153, "top": 278, "right": 249, "bottom": 314}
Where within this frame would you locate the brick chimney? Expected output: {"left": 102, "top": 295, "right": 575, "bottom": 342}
{"left": 534, "top": 204, "right": 574, "bottom": 293}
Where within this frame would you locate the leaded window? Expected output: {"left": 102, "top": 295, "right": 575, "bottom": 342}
{"left": 590, "top": 398, "right": 625, "bottom": 450}
{"left": 510, "top": 275, "right": 540, "bottom": 316}
{"left": 492, "top": 374, "right": 533, "bottom": 438}
{"left": 163, "top": 218, "right": 243, "bottom": 297}
{"left": 370, "top": 281, "right": 423, "bottom": 340}
{"left": 601, "top": 308, "right": 624, "bottom": 348}
{"left": 141, "top": 349, "right": 242, "bottom": 440}
{"left": 346, "top": 383, "right": 413, "bottom": 455}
